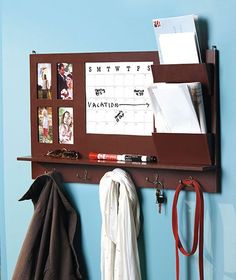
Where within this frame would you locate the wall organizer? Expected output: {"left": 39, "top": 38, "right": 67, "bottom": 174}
{"left": 17, "top": 49, "right": 220, "bottom": 192}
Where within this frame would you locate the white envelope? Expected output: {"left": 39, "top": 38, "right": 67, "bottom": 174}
{"left": 148, "top": 83, "right": 202, "bottom": 133}
{"left": 158, "top": 32, "right": 200, "bottom": 64}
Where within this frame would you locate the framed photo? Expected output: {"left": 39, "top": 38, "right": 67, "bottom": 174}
{"left": 37, "top": 63, "right": 52, "bottom": 99}
{"left": 57, "top": 63, "right": 73, "bottom": 100}
{"left": 38, "top": 107, "right": 53, "bottom": 143}
{"left": 58, "top": 107, "right": 74, "bottom": 144}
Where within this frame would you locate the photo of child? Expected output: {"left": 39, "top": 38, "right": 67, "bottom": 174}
{"left": 38, "top": 107, "right": 53, "bottom": 143}
{"left": 58, "top": 107, "right": 74, "bottom": 144}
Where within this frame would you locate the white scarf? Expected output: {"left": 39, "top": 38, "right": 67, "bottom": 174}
{"left": 99, "top": 168, "right": 141, "bottom": 280}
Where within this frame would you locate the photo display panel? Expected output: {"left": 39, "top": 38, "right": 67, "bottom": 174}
{"left": 86, "top": 61, "right": 154, "bottom": 135}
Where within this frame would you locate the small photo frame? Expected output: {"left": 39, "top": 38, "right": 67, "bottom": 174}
{"left": 58, "top": 107, "right": 74, "bottom": 144}
{"left": 37, "top": 63, "right": 52, "bottom": 99}
{"left": 57, "top": 63, "right": 73, "bottom": 100}
{"left": 38, "top": 107, "right": 53, "bottom": 143}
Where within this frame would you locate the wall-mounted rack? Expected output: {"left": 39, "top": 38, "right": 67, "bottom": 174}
{"left": 17, "top": 49, "right": 220, "bottom": 192}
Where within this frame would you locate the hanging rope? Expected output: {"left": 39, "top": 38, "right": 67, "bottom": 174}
{"left": 172, "top": 178, "right": 204, "bottom": 280}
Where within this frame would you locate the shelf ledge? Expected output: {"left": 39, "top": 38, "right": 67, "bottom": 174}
{"left": 17, "top": 156, "right": 216, "bottom": 172}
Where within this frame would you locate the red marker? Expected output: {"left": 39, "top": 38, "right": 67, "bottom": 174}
{"left": 89, "top": 152, "right": 157, "bottom": 163}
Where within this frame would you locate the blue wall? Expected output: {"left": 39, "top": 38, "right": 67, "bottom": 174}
{"left": 0, "top": 5, "right": 7, "bottom": 279}
{"left": 1, "top": 0, "right": 236, "bottom": 279}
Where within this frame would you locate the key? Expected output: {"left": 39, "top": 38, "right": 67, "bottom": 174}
{"left": 156, "top": 189, "right": 166, "bottom": 213}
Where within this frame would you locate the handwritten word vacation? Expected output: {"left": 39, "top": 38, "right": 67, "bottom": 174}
{"left": 87, "top": 102, "right": 119, "bottom": 108}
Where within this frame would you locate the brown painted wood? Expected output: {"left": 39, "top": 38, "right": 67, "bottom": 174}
{"left": 18, "top": 49, "right": 220, "bottom": 192}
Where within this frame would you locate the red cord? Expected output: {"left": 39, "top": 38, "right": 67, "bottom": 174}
{"left": 172, "top": 179, "right": 204, "bottom": 280}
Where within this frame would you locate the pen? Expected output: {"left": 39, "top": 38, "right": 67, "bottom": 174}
{"left": 89, "top": 152, "right": 157, "bottom": 163}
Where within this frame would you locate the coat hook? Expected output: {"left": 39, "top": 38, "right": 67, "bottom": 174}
{"left": 147, "top": 173, "right": 167, "bottom": 214}
{"left": 76, "top": 169, "right": 90, "bottom": 181}
{"left": 146, "top": 173, "right": 163, "bottom": 188}
{"left": 44, "top": 168, "right": 56, "bottom": 175}
{"left": 179, "top": 176, "right": 194, "bottom": 188}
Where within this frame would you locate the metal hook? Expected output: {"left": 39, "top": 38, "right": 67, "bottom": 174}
{"left": 76, "top": 169, "right": 90, "bottom": 181}
{"left": 146, "top": 173, "right": 163, "bottom": 188}
{"left": 44, "top": 168, "right": 56, "bottom": 175}
{"left": 179, "top": 176, "right": 194, "bottom": 188}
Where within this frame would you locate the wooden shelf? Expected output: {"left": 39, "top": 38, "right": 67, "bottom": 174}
{"left": 17, "top": 156, "right": 216, "bottom": 171}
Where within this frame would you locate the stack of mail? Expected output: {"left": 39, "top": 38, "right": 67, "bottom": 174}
{"left": 148, "top": 82, "right": 206, "bottom": 134}
{"left": 152, "top": 15, "right": 201, "bottom": 64}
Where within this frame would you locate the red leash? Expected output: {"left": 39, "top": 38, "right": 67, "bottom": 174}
{"left": 172, "top": 178, "right": 204, "bottom": 280}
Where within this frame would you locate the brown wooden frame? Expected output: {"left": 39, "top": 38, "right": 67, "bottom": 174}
{"left": 18, "top": 49, "right": 220, "bottom": 192}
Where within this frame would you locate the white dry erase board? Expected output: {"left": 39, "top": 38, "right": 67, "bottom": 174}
{"left": 86, "top": 61, "right": 154, "bottom": 135}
